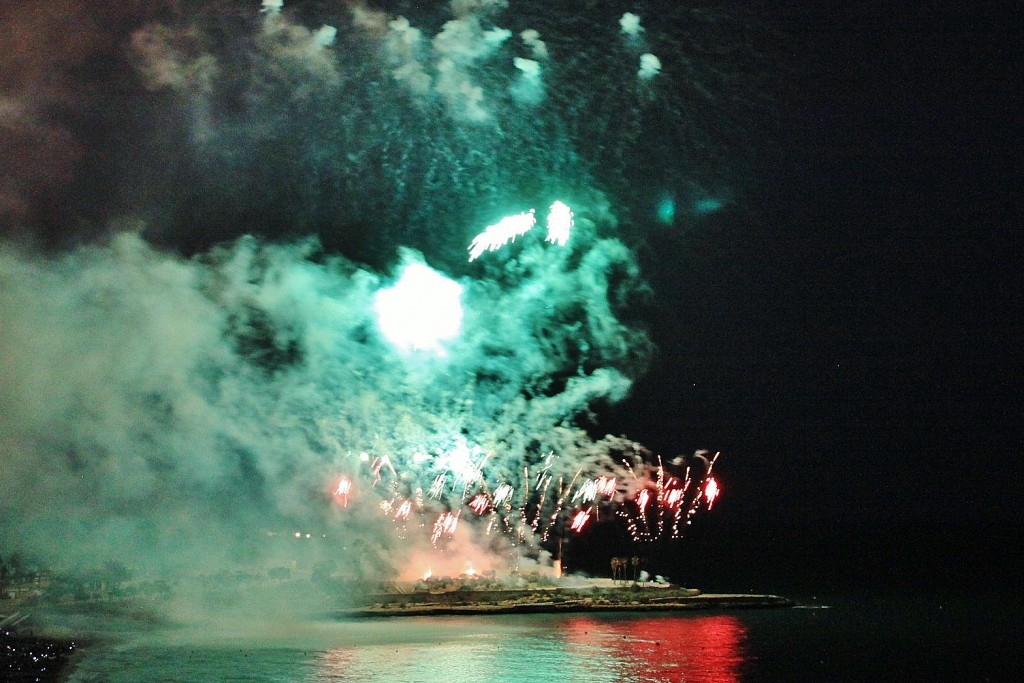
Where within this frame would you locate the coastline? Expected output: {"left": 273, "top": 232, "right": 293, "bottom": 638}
{"left": 334, "top": 586, "right": 795, "bottom": 617}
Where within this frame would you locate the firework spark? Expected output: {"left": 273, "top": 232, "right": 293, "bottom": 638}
{"left": 596, "top": 476, "right": 617, "bottom": 498}
{"left": 545, "top": 201, "right": 574, "bottom": 246}
{"left": 493, "top": 483, "right": 515, "bottom": 506}
{"left": 572, "top": 478, "right": 600, "bottom": 504}
{"left": 395, "top": 499, "right": 413, "bottom": 520}
{"left": 704, "top": 477, "right": 720, "bottom": 509}
{"left": 614, "top": 452, "right": 724, "bottom": 542}
{"left": 431, "top": 511, "right": 460, "bottom": 545}
{"left": 429, "top": 473, "right": 447, "bottom": 499}
{"left": 468, "top": 210, "right": 537, "bottom": 261}
{"left": 467, "top": 202, "right": 573, "bottom": 261}
{"left": 570, "top": 508, "right": 592, "bottom": 532}
{"left": 468, "top": 493, "right": 490, "bottom": 515}
{"left": 334, "top": 477, "right": 352, "bottom": 506}
{"left": 337, "top": 446, "right": 721, "bottom": 560}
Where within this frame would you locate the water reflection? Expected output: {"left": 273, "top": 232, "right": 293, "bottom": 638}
{"left": 563, "top": 615, "right": 746, "bottom": 683}
{"left": 314, "top": 614, "right": 746, "bottom": 683}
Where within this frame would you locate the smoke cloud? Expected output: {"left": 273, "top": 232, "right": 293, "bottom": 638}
{"left": 0, "top": 221, "right": 649, "bottom": 580}
{"left": 1, "top": 0, "right": 778, "bottom": 593}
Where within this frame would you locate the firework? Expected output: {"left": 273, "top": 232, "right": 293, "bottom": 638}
{"left": 493, "top": 483, "right": 515, "bottom": 506}
{"left": 0, "top": 0, "right": 750, "bottom": 587}
{"left": 616, "top": 451, "right": 724, "bottom": 542}
{"left": 431, "top": 511, "right": 460, "bottom": 546}
{"left": 333, "top": 446, "right": 722, "bottom": 561}
{"left": 468, "top": 493, "right": 490, "bottom": 515}
{"left": 704, "top": 478, "right": 720, "bottom": 509}
{"left": 636, "top": 488, "right": 652, "bottom": 513}
{"left": 545, "top": 201, "right": 574, "bottom": 246}
{"left": 333, "top": 477, "right": 352, "bottom": 507}
{"left": 468, "top": 210, "right": 537, "bottom": 261}
{"left": 395, "top": 499, "right": 413, "bottom": 520}
{"left": 570, "top": 508, "right": 592, "bottom": 532}
{"left": 662, "top": 486, "right": 684, "bottom": 510}
{"left": 467, "top": 202, "right": 574, "bottom": 261}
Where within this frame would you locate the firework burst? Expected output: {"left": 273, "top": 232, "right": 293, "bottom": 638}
{"left": 330, "top": 443, "right": 722, "bottom": 561}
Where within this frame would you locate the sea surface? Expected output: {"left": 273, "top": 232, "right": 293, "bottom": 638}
{"left": 62, "top": 591, "right": 1019, "bottom": 682}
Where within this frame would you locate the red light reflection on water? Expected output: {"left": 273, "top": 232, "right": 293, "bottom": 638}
{"left": 319, "top": 647, "right": 354, "bottom": 672}
{"left": 563, "top": 614, "right": 746, "bottom": 683}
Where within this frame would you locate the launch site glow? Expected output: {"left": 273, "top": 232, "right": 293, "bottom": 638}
{"left": 373, "top": 261, "right": 464, "bottom": 354}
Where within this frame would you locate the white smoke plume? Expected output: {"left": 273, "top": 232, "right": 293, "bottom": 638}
{"left": 0, "top": 0, "right": 781, "bottom": 598}
{"left": 0, "top": 215, "right": 650, "bottom": 581}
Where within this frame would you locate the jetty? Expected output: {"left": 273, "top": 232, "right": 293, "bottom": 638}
{"left": 334, "top": 582, "right": 793, "bottom": 617}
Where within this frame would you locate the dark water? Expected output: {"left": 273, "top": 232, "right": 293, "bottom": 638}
{"left": 64, "top": 592, "right": 1019, "bottom": 682}
{"left": 734, "top": 591, "right": 1019, "bottom": 682}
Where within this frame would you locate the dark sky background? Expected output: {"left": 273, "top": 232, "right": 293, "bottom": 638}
{"left": 1, "top": 1, "right": 1018, "bottom": 597}
{"left": 593, "top": 1, "right": 1021, "bottom": 594}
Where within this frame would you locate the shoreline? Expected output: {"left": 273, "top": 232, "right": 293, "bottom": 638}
{"left": 334, "top": 587, "right": 795, "bottom": 617}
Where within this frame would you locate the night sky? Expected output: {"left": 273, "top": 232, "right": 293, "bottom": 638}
{"left": 1, "top": 1, "right": 1019, "bottom": 597}
{"left": 600, "top": 1, "right": 1021, "bottom": 593}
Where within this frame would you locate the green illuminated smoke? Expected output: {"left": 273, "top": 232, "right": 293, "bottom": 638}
{"left": 657, "top": 197, "right": 676, "bottom": 225}
{"left": 693, "top": 198, "right": 724, "bottom": 214}
{"left": 0, "top": 0, "right": 770, "bottom": 585}
{"left": 0, "top": 215, "right": 650, "bottom": 579}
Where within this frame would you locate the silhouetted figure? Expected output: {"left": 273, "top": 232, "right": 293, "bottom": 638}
{"left": 611, "top": 557, "right": 628, "bottom": 583}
